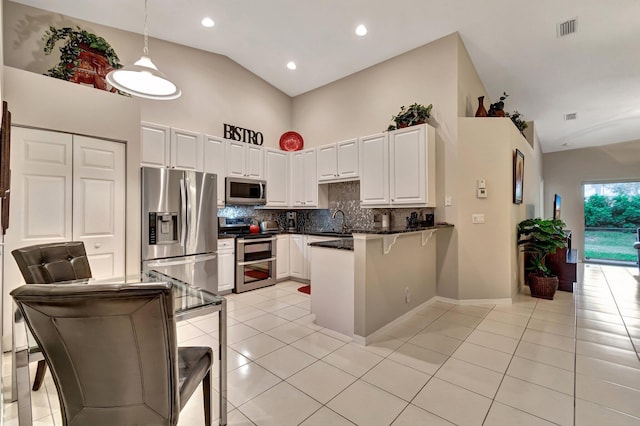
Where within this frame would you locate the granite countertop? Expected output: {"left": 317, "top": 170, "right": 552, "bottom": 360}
{"left": 308, "top": 238, "right": 354, "bottom": 251}
{"left": 349, "top": 223, "right": 454, "bottom": 235}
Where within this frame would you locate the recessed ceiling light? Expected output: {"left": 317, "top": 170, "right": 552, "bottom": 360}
{"left": 287, "top": 61, "right": 297, "bottom": 70}
{"left": 201, "top": 17, "right": 215, "bottom": 28}
{"left": 355, "top": 24, "right": 368, "bottom": 36}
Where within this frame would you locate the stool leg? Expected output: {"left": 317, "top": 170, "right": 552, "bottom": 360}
{"left": 32, "top": 360, "right": 47, "bottom": 391}
{"left": 203, "top": 370, "right": 211, "bottom": 425}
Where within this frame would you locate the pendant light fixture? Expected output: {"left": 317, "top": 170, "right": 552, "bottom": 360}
{"left": 106, "top": 0, "right": 181, "bottom": 100}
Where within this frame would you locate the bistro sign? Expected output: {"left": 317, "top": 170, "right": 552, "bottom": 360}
{"left": 223, "top": 123, "right": 264, "bottom": 146}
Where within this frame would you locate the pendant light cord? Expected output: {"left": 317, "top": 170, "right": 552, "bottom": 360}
{"left": 143, "top": 0, "right": 149, "bottom": 56}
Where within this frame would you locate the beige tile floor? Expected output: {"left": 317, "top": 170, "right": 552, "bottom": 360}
{"left": 3, "top": 264, "right": 640, "bottom": 425}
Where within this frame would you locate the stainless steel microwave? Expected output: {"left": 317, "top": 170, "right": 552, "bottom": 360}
{"left": 225, "top": 177, "right": 266, "bottom": 205}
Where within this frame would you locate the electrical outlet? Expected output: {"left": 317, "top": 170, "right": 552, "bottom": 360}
{"left": 472, "top": 214, "right": 485, "bottom": 224}
{"left": 445, "top": 196, "right": 452, "bottom": 206}
{"left": 477, "top": 188, "right": 487, "bottom": 198}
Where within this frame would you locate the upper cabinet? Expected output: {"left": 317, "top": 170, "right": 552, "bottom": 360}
{"left": 389, "top": 124, "right": 436, "bottom": 207}
{"left": 141, "top": 122, "right": 203, "bottom": 171}
{"left": 141, "top": 122, "right": 170, "bottom": 168}
{"left": 360, "top": 124, "right": 435, "bottom": 207}
{"left": 264, "top": 148, "right": 289, "bottom": 207}
{"left": 359, "top": 132, "right": 389, "bottom": 206}
{"left": 317, "top": 138, "right": 359, "bottom": 182}
{"left": 226, "top": 140, "right": 264, "bottom": 179}
{"left": 291, "top": 148, "right": 327, "bottom": 208}
{"left": 203, "top": 135, "right": 226, "bottom": 207}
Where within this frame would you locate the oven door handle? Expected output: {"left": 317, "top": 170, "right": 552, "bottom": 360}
{"left": 237, "top": 257, "right": 276, "bottom": 266}
{"left": 237, "top": 237, "right": 276, "bottom": 244}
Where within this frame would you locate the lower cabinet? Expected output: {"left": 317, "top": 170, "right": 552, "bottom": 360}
{"left": 276, "top": 234, "right": 290, "bottom": 280}
{"left": 288, "top": 234, "right": 337, "bottom": 281}
{"left": 217, "top": 239, "right": 235, "bottom": 293}
{"left": 289, "top": 234, "right": 307, "bottom": 280}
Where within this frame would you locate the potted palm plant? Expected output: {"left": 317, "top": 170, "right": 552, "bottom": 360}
{"left": 517, "top": 218, "right": 567, "bottom": 299}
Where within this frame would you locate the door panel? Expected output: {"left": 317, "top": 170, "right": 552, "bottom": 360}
{"left": 73, "top": 135, "right": 125, "bottom": 279}
{"left": 24, "top": 175, "right": 69, "bottom": 238}
{"left": 4, "top": 128, "right": 73, "bottom": 339}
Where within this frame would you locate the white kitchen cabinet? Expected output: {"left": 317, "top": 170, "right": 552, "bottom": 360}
{"left": 226, "top": 140, "right": 264, "bottom": 179}
{"left": 217, "top": 238, "right": 235, "bottom": 293}
{"left": 265, "top": 148, "right": 289, "bottom": 207}
{"left": 276, "top": 234, "right": 290, "bottom": 280}
{"left": 289, "top": 234, "right": 307, "bottom": 279}
{"left": 359, "top": 132, "right": 389, "bottom": 206}
{"left": 141, "top": 122, "right": 170, "bottom": 168}
{"left": 317, "top": 139, "right": 359, "bottom": 182}
{"left": 171, "top": 128, "right": 203, "bottom": 171}
{"left": 359, "top": 124, "right": 435, "bottom": 208}
{"left": 389, "top": 124, "right": 436, "bottom": 207}
{"left": 141, "top": 122, "right": 203, "bottom": 171}
{"left": 203, "top": 135, "right": 226, "bottom": 207}
{"left": 291, "top": 148, "right": 327, "bottom": 208}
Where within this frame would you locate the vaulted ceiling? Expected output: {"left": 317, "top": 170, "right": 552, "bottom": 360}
{"left": 12, "top": 0, "right": 640, "bottom": 153}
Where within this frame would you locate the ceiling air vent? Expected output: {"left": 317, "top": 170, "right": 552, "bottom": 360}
{"left": 557, "top": 18, "right": 577, "bottom": 37}
{"left": 564, "top": 112, "right": 577, "bottom": 121}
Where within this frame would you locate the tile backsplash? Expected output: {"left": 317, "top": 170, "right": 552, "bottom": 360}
{"left": 219, "top": 181, "right": 434, "bottom": 232}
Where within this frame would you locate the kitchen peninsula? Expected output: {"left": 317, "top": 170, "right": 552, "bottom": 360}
{"left": 309, "top": 224, "right": 453, "bottom": 344}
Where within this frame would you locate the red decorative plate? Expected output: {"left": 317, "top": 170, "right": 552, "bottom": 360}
{"left": 279, "top": 131, "right": 304, "bottom": 151}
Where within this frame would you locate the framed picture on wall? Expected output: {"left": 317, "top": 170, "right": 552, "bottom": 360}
{"left": 513, "top": 149, "right": 524, "bottom": 204}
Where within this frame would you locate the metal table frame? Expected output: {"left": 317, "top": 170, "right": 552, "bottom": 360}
{"left": 11, "top": 271, "right": 227, "bottom": 425}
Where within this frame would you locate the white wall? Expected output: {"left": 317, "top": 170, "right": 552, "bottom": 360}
{"left": 2, "top": 0, "right": 292, "bottom": 147}
{"left": 2, "top": 66, "right": 140, "bottom": 338}
{"left": 457, "top": 118, "right": 542, "bottom": 300}
{"left": 543, "top": 139, "right": 640, "bottom": 261}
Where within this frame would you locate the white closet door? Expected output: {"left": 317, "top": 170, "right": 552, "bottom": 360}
{"left": 4, "top": 127, "right": 73, "bottom": 339}
{"left": 73, "top": 136, "right": 126, "bottom": 279}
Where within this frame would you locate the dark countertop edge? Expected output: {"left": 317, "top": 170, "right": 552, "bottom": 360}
{"left": 349, "top": 224, "right": 454, "bottom": 235}
{"left": 219, "top": 224, "right": 454, "bottom": 239}
{"left": 308, "top": 240, "right": 354, "bottom": 251}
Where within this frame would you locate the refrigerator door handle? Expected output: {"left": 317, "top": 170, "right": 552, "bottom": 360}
{"left": 185, "top": 176, "right": 192, "bottom": 246}
{"left": 180, "top": 178, "right": 187, "bottom": 247}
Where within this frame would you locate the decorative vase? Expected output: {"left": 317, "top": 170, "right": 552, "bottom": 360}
{"left": 494, "top": 109, "right": 506, "bottom": 117}
{"left": 475, "top": 96, "right": 487, "bottom": 117}
{"left": 529, "top": 275, "right": 559, "bottom": 300}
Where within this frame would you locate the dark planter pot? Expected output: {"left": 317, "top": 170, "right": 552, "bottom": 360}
{"left": 529, "top": 275, "right": 559, "bottom": 300}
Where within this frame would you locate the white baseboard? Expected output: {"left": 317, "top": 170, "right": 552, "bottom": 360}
{"left": 435, "top": 296, "right": 512, "bottom": 305}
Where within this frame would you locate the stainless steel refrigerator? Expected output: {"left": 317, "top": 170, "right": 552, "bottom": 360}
{"left": 141, "top": 167, "right": 218, "bottom": 293}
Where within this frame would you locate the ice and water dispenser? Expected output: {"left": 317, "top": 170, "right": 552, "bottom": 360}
{"left": 147, "top": 212, "right": 178, "bottom": 245}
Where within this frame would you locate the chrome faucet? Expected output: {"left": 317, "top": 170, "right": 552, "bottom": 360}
{"left": 332, "top": 209, "right": 348, "bottom": 233}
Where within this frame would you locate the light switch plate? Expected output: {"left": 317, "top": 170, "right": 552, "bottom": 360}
{"left": 477, "top": 179, "right": 486, "bottom": 189}
{"left": 445, "top": 196, "right": 452, "bottom": 206}
{"left": 472, "top": 214, "right": 485, "bottom": 224}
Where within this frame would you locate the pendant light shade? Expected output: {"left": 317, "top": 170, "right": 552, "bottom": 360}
{"left": 106, "top": 0, "right": 181, "bottom": 100}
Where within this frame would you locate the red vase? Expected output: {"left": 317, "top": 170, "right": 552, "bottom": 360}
{"left": 475, "top": 96, "right": 487, "bottom": 117}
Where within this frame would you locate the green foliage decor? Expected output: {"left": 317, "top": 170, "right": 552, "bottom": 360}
{"left": 517, "top": 218, "right": 567, "bottom": 277}
{"left": 506, "top": 110, "right": 528, "bottom": 133}
{"left": 43, "top": 26, "right": 122, "bottom": 81}
{"left": 387, "top": 103, "right": 433, "bottom": 131}
{"left": 585, "top": 193, "right": 640, "bottom": 228}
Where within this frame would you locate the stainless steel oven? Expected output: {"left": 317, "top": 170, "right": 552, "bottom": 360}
{"left": 235, "top": 235, "right": 277, "bottom": 293}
